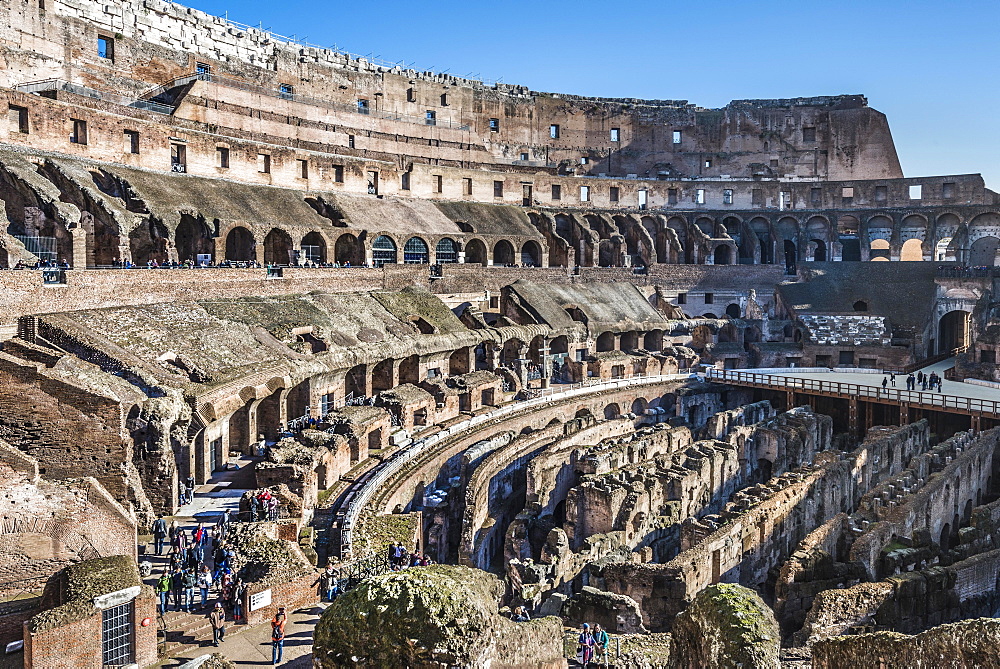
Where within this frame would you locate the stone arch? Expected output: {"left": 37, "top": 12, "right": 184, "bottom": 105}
{"left": 870, "top": 239, "right": 890, "bottom": 261}
{"left": 783, "top": 239, "right": 797, "bottom": 273}
{"left": 596, "top": 331, "right": 615, "bottom": 352}
{"left": 520, "top": 240, "right": 542, "bottom": 267}
{"left": 805, "top": 216, "right": 830, "bottom": 261}
{"left": 667, "top": 217, "right": 691, "bottom": 263}
{"left": 838, "top": 215, "right": 861, "bottom": 262}
{"left": 465, "top": 238, "right": 488, "bottom": 266}
{"left": 726, "top": 303, "right": 741, "bottom": 319}
{"left": 263, "top": 228, "right": 293, "bottom": 265}
{"left": 630, "top": 397, "right": 648, "bottom": 415}
{"left": 939, "top": 310, "right": 971, "bottom": 352}
{"left": 641, "top": 216, "right": 668, "bottom": 264}
{"left": 970, "top": 236, "right": 1000, "bottom": 266}
{"left": 403, "top": 236, "right": 429, "bottom": 264}
{"left": 225, "top": 226, "right": 255, "bottom": 262}
{"left": 372, "top": 234, "right": 398, "bottom": 267}
{"left": 176, "top": 214, "right": 215, "bottom": 263}
{"left": 604, "top": 403, "right": 621, "bottom": 420}
{"left": 750, "top": 217, "right": 772, "bottom": 264}
{"left": 334, "top": 232, "right": 363, "bottom": 266}
{"left": 713, "top": 245, "right": 732, "bottom": 265}
{"left": 493, "top": 239, "right": 516, "bottom": 266}
{"left": 129, "top": 219, "right": 170, "bottom": 265}
{"left": 435, "top": 237, "right": 459, "bottom": 264}
{"left": 301, "top": 231, "right": 327, "bottom": 264}
{"left": 900, "top": 238, "right": 924, "bottom": 261}
{"left": 695, "top": 217, "right": 715, "bottom": 236}
{"left": 643, "top": 330, "right": 663, "bottom": 351}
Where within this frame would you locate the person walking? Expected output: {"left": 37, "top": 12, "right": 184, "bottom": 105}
{"left": 314, "top": 563, "right": 339, "bottom": 602}
{"left": 889, "top": 372, "right": 896, "bottom": 387}
{"left": 171, "top": 566, "right": 185, "bottom": 611}
{"left": 182, "top": 568, "right": 197, "bottom": 613}
{"left": 271, "top": 607, "right": 287, "bottom": 665}
{"left": 881, "top": 377, "right": 888, "bottom": 392}
{"left": 152, "top": 516, "right": 168, "bottom": 556}
{"left": 209, "top": 602, "right": 226, "bottom": 647}
{"left": 198, "top": 565, "right": 213, "bottom": 608}
{"left": 232, "top": 577, "right": 246, "bottom": 624}
{"left": 155, "top": 571, "right": 172, "bottom": 614}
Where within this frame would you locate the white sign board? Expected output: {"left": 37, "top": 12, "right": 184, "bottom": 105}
{"left": 93, "top": 586, "right": 141, "bottom": 610}
{"left": 249, "top": 589, "right": 272, "bottom": 612}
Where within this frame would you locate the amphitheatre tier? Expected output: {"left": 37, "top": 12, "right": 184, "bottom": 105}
{"left": 3, "top": 1, "right": 1000, "bottom": 668}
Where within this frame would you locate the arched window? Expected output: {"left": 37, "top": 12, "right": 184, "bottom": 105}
{"left": 372, "top": 235, "right": 397, "bottom": 267}
{"left": 435, "top": 238, "right": 458, "bottom": 263}
{"left": 403, "top": 236, "right": 429, "bottom": 264}
{"left": 853, "top": 300, "right": 868, "bottom": 312}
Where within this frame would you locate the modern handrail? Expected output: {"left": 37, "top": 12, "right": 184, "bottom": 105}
{"left": 707, "top": 368, "right": 1000, "bottom": 415}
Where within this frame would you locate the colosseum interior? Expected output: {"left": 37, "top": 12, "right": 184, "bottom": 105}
{"left": 1, "top": 1, "right": 1000, "bottom": 667}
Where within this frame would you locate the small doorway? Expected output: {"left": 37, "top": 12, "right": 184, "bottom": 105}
{"left": 522, "top": 184, "right": 533, "bottom": 207}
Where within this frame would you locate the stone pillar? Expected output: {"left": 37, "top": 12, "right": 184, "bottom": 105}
{"left": 70, "top": 227, "right": 88, "bottom": 269}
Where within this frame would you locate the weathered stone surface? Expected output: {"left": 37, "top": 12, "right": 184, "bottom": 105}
{"left": 811, "top": 617, "right": 1000, "bottom": 669}
{"left": 564, "top": 586, "right": 647, "bottom": 634}
{"left": 669, "top": 583, "right": 780, "bottom": 669}
{"left": 313, "top": 565, "right": 566, "bottom": 668}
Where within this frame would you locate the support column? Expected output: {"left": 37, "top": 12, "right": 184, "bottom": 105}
{"left": 900, "top": 403, "right": 909, "bottom": 426}
{"left": 786, "top": 390, "right": 795, "bottom": 411}
{"left": 848, "top": 397, "right": 858, "bottom": 437}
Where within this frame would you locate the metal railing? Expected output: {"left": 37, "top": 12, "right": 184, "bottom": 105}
{"left": 140, "top": 72, "right": 472, "bottom": 130}
{"left": 707, "top": 368, "right": 1000, "bottom": 416}
{"left": 14, "top": 79, "right": 174, "bottom": 114}
{"left": 936, "top": 266, "right": 1000, "bottom": 279}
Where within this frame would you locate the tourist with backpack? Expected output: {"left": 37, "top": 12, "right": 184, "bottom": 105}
{"left": 155, "top": 571, "right": 171, "bottom": 614}
{"left": 271, "top": 606, "right": 287, "bottom": 664}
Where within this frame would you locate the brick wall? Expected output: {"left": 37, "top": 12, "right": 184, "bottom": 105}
{"left": 24, "top": 592, "right": 157, "bottom": 669}
{"left": 241, "top": 571, "right": 319, "bottom": 628}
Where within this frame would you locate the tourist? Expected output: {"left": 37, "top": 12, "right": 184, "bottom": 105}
{"left": 232, "top": 577, "right": 246, "bottom": 623}
{"left": 152, "top": 515, "right": 167, "bottom": 556}
{"left": 209, "top": 602, "right": 227, "bottom": 646}
{"left": 578, "top": 623, "right": 596, "bottom": 667}
{"left": 155, "top": 571, "right": 171, "bottom": 614}
{"left": 881, "top": 377, "right": 888, "bottom": 391}
{"left": 315, "top": 563, "right": 339, "bottom": 602}
{"left": 182, "top": 568, "right": 198, "bottom": 612}
{"left": 267, "top": 496, "right": 279, "bottom": 521}
{"left": 198, "top": 565, "right": 213, "bottom": 607}
{"left": 907, "top": 373, "right": 915, "bottom": 390}
{"left": 171, "top": 566, "right": 185, "bottom": 611}
{"left": 511, "top": 606, "right": 530, "bottom": 622}
{"left": 889, "top": 372, "right": 896, "bottom": 387}
{"left": 250, "top": 494, "right": 261, "bottom": 521}
{"left": 271, "top": 606, "right": 287, "bottom": 665}
{"left": 593, "top": 623, "right": 610, "bottom": 666}
{"left": 185, "top": 475, "right": 196, "bottom": 502}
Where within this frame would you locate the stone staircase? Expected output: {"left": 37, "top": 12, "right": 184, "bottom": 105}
{"left": 159, "top": 607, "right": 252, "bottom": 658}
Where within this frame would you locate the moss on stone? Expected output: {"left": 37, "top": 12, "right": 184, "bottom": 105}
{"left": 313, "top": 564, "right": 562, "bottom": 668}
{"left": 670, "top": 583, "right": 780, "bottom": 669}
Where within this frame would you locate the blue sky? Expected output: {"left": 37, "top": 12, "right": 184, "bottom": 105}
{"left": 188, "top": 0, "right": 1000, "bottom": 188}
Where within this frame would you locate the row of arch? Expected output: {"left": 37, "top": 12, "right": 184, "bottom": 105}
{"left": 527, "top": 209, "right": 1000, "bottom": 269}
{"left": 127, "top": 217, "right": 548, "bottom": 267}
